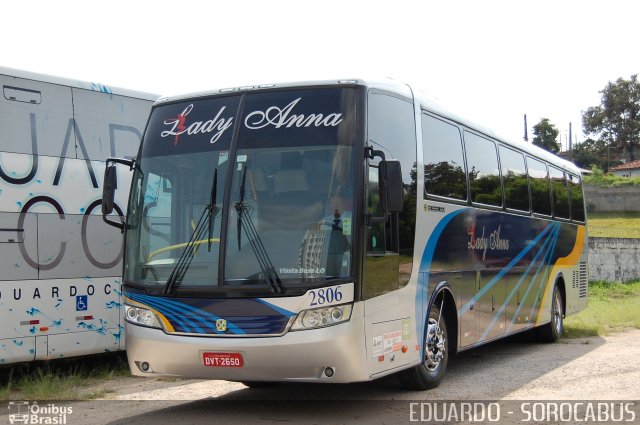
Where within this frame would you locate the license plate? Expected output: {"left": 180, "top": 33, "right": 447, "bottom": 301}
{"left": 202, "top": 352, "right": 243, "bottom": 368}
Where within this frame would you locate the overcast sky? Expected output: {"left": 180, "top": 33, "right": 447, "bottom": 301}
{"left": 3, "top": 0, "right": 639, "bottom": 148}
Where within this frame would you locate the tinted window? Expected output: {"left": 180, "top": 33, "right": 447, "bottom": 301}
{"left": 365, "top": 92, "right": 417, "bottom": 299}
{"left": 499, "top": 146, "right": 529, "bottom": 212}
{"left": 569, "top": 173, "right": 585, "bottom": 222}
{"left": 422, "top": 114, "right": 467, "bottom": 201}
{"left": 527, "top": 157, "right": 551, "bottom": 216}
{"left": 464, "top": 132, "right": 502, "bottom": 207}
{"left": 549, "top": 166, "right": 570, "bottom": 219}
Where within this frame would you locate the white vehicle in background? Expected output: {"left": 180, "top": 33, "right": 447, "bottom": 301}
{"left": 0, "top": 67, "right": 157, "bottom": 364}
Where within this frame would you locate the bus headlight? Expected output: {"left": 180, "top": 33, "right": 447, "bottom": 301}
{"left": 124, "top": 305, "right": 162, "bottom": 329}
{"left": 290, "top": 304, "right": 353, "bottom": 331}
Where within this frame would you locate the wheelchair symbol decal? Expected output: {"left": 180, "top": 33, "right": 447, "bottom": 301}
{"left": 76, "top": 295, "right": 88, "bottom": 311}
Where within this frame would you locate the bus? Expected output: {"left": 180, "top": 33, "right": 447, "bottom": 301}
{"left": 0, "top": 67, "right": 157, "bottom": 364}
{"left": 102, "top": 78, "right": 588, "bottom": 389}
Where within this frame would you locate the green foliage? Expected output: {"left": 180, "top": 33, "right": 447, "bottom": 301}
{"left": 564, "top": 281, "right": 640, "bottom": 337}
{"left": 532, "top": 118, "right": 561, "bottom": 153}
{"left": 572, "top": 138, "right": 609, "bottom": 170}
{"left": 582, "top": 74, "right": 640, "bottom": 161}
{"left": 424, "top": 162, "right": 467, "bottom": 200}
{"left": 584, "top": 165, "right": 640, "bottom": 186}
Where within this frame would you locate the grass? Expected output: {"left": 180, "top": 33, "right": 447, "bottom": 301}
{"left": 0, "top": 352, "right": 130, "bottom": 401}
{"left": 587, "top": 211, "right": 640, "bottom": 238}
{"left": 564, "top": 280, "right": 640, "bottom": 338}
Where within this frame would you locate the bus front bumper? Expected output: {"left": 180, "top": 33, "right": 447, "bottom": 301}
{"left": 125, "top": 313, "right": 368, "bottom": 383}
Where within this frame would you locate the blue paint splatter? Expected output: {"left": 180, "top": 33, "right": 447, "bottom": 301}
{"left": 54, "top": 299, "right": 63, "bottom": 309}
{"left": 77, "top": 321, "right": 97, "bottom": 331}
{"left": 29, "top": 192, "right": 33, "bottom": 196}
{"left": 16, "top": 201, "right": 22, "bottom": 208}
{"left": 29, "top": 326, "right": 36, "bottom": 334}
{"left": 26, "top": 307, "right": 42, "bottom": 316}
{"left": 51, "top": 319, "right": 62, "bottom": 327}
{"left": 80, "top": 208, "right": 86, "bottom": 213}
{"left": 83, "top": 276, "right": 93, "bottom": 282}
{"left": 29, "top": 349, "right": 35, "bottom": 354}
{"left": 36, "top": 179, "right": 42, "bottom": 183}
{"left": 13, "top": 340, "right": 23, "bottom": 347}
{"left": 105, "top": 301, "right": 121, "bottom": 309}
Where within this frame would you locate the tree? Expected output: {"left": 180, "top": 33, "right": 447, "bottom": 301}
{"left": 572, "top": 137, "right": 606, "bottom": 170}
{"left": 532, "top": 118, "right": 560, "bottom": 153}
{"left": 582, "top": 74, "right": 640, "bottom": 161}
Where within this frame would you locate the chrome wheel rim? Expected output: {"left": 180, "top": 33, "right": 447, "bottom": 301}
{"left": 425, "top": 317, "right": 445, "bottom": 371}
{"left": 554, "top": 291, "right": 563, "bottom": 335}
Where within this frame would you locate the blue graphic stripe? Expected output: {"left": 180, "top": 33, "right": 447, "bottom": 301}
{"left": 127, "top": 293, "right": 198, "bottom": 333}
{"left": 416, "top": 209, "right": 467, "bottom": 344}
{"left": 256, "top": 298, "right": 296, "bottom": 317}
{"left": 126, "top": 293, "right": 245, "bottom": 334}
{"left": 527, "top": 225, "right": 562, "bottom": 324}
{"left": 458, "top": 222, "right": 556, "bottom": 318}
{"left": 507, "top": 223, "right": 560, "bottom": 331}
{"left": 133, "top": 295, "right": 209, "bottom": 333}
{"left": 150, "top": 295, "right": 246, "bottom": 334}
{"left": 480, "top": 222, "right": 560, "bottom": 340}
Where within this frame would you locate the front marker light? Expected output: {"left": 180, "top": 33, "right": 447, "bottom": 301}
{"left": 124, "top": 305, "right": 162, "bottom": 329}
{"left": 290, "top": 304, "right": 353, "bottom": 331}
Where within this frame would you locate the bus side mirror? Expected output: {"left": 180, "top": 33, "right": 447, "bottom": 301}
{"left": 102, "top": 165, "right": 117, "bottom": 215}
{"left": 102, "top": 157, "right": 135, "bottom": 231}
{"left": 379, "top": 160, "right": 404, "bottom": 214}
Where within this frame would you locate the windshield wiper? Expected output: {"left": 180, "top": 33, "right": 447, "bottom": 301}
{"left": 234, "top": 165, "right": 283, "bottom": 294}
{"left": 164, "top": 169, "right": 219, "bottom": 295}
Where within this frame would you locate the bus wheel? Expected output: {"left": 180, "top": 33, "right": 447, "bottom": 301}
{"left": 537, "top": 284, "right": 563, "bottom": 343}
{"left": 398, "top": 303, "right": 448, "bottom": 390}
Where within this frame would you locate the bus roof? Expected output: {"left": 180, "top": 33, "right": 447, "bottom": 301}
{"left": 154, "top": 76, "right": 581, "bottom": 176}
{"left": 0, "top": 66, "right": 159, "bottom": 101}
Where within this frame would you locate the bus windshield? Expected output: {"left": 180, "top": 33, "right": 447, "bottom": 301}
{"left": 124, "top": 88, "right": 358, "bottom": 294}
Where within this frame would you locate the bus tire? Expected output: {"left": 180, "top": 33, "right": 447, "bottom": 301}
{"left": 398, "top": 303, "right": 448, "bottom": 390}
{"left": 536, "top": 284, "right": 563, "bottom": 343}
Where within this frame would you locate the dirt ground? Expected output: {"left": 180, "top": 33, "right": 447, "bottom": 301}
{"left": 3, "top": 330, "right": 640, "bottom": 424}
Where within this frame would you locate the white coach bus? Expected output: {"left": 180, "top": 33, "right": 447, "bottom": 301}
{"left": 0, "top": 67, "right": 156, "bottom": 364}
{"left": 103, "top": 78, "right": 587, "bottom": 389}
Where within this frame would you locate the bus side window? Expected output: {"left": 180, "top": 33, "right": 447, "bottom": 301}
{"left": 499, "top": 146, "right": 530, "bottom": 213}
{"left": 464, "top": 131, "right": 502, "bottom": 207}
{"left": 549, "top": 166, "right": 570, "bottom": 219}
{"left": 569, "top": 173, "right": 585, "bottom": 222}
{"left": 422, "top": 114, "right": 467, "bottom": 201}
{"left": 527, "top": 157, "right": 552, "bottom": 216}
{"left": 364, "top": 91, "right": 416, "bottom": 299}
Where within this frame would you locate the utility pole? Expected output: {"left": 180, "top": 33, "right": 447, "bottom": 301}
{"left": 569, "top": 122, "right": 572, "bottom": 161}
{"left": 523, "top": 114, "right": 528, "bottom": 142}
